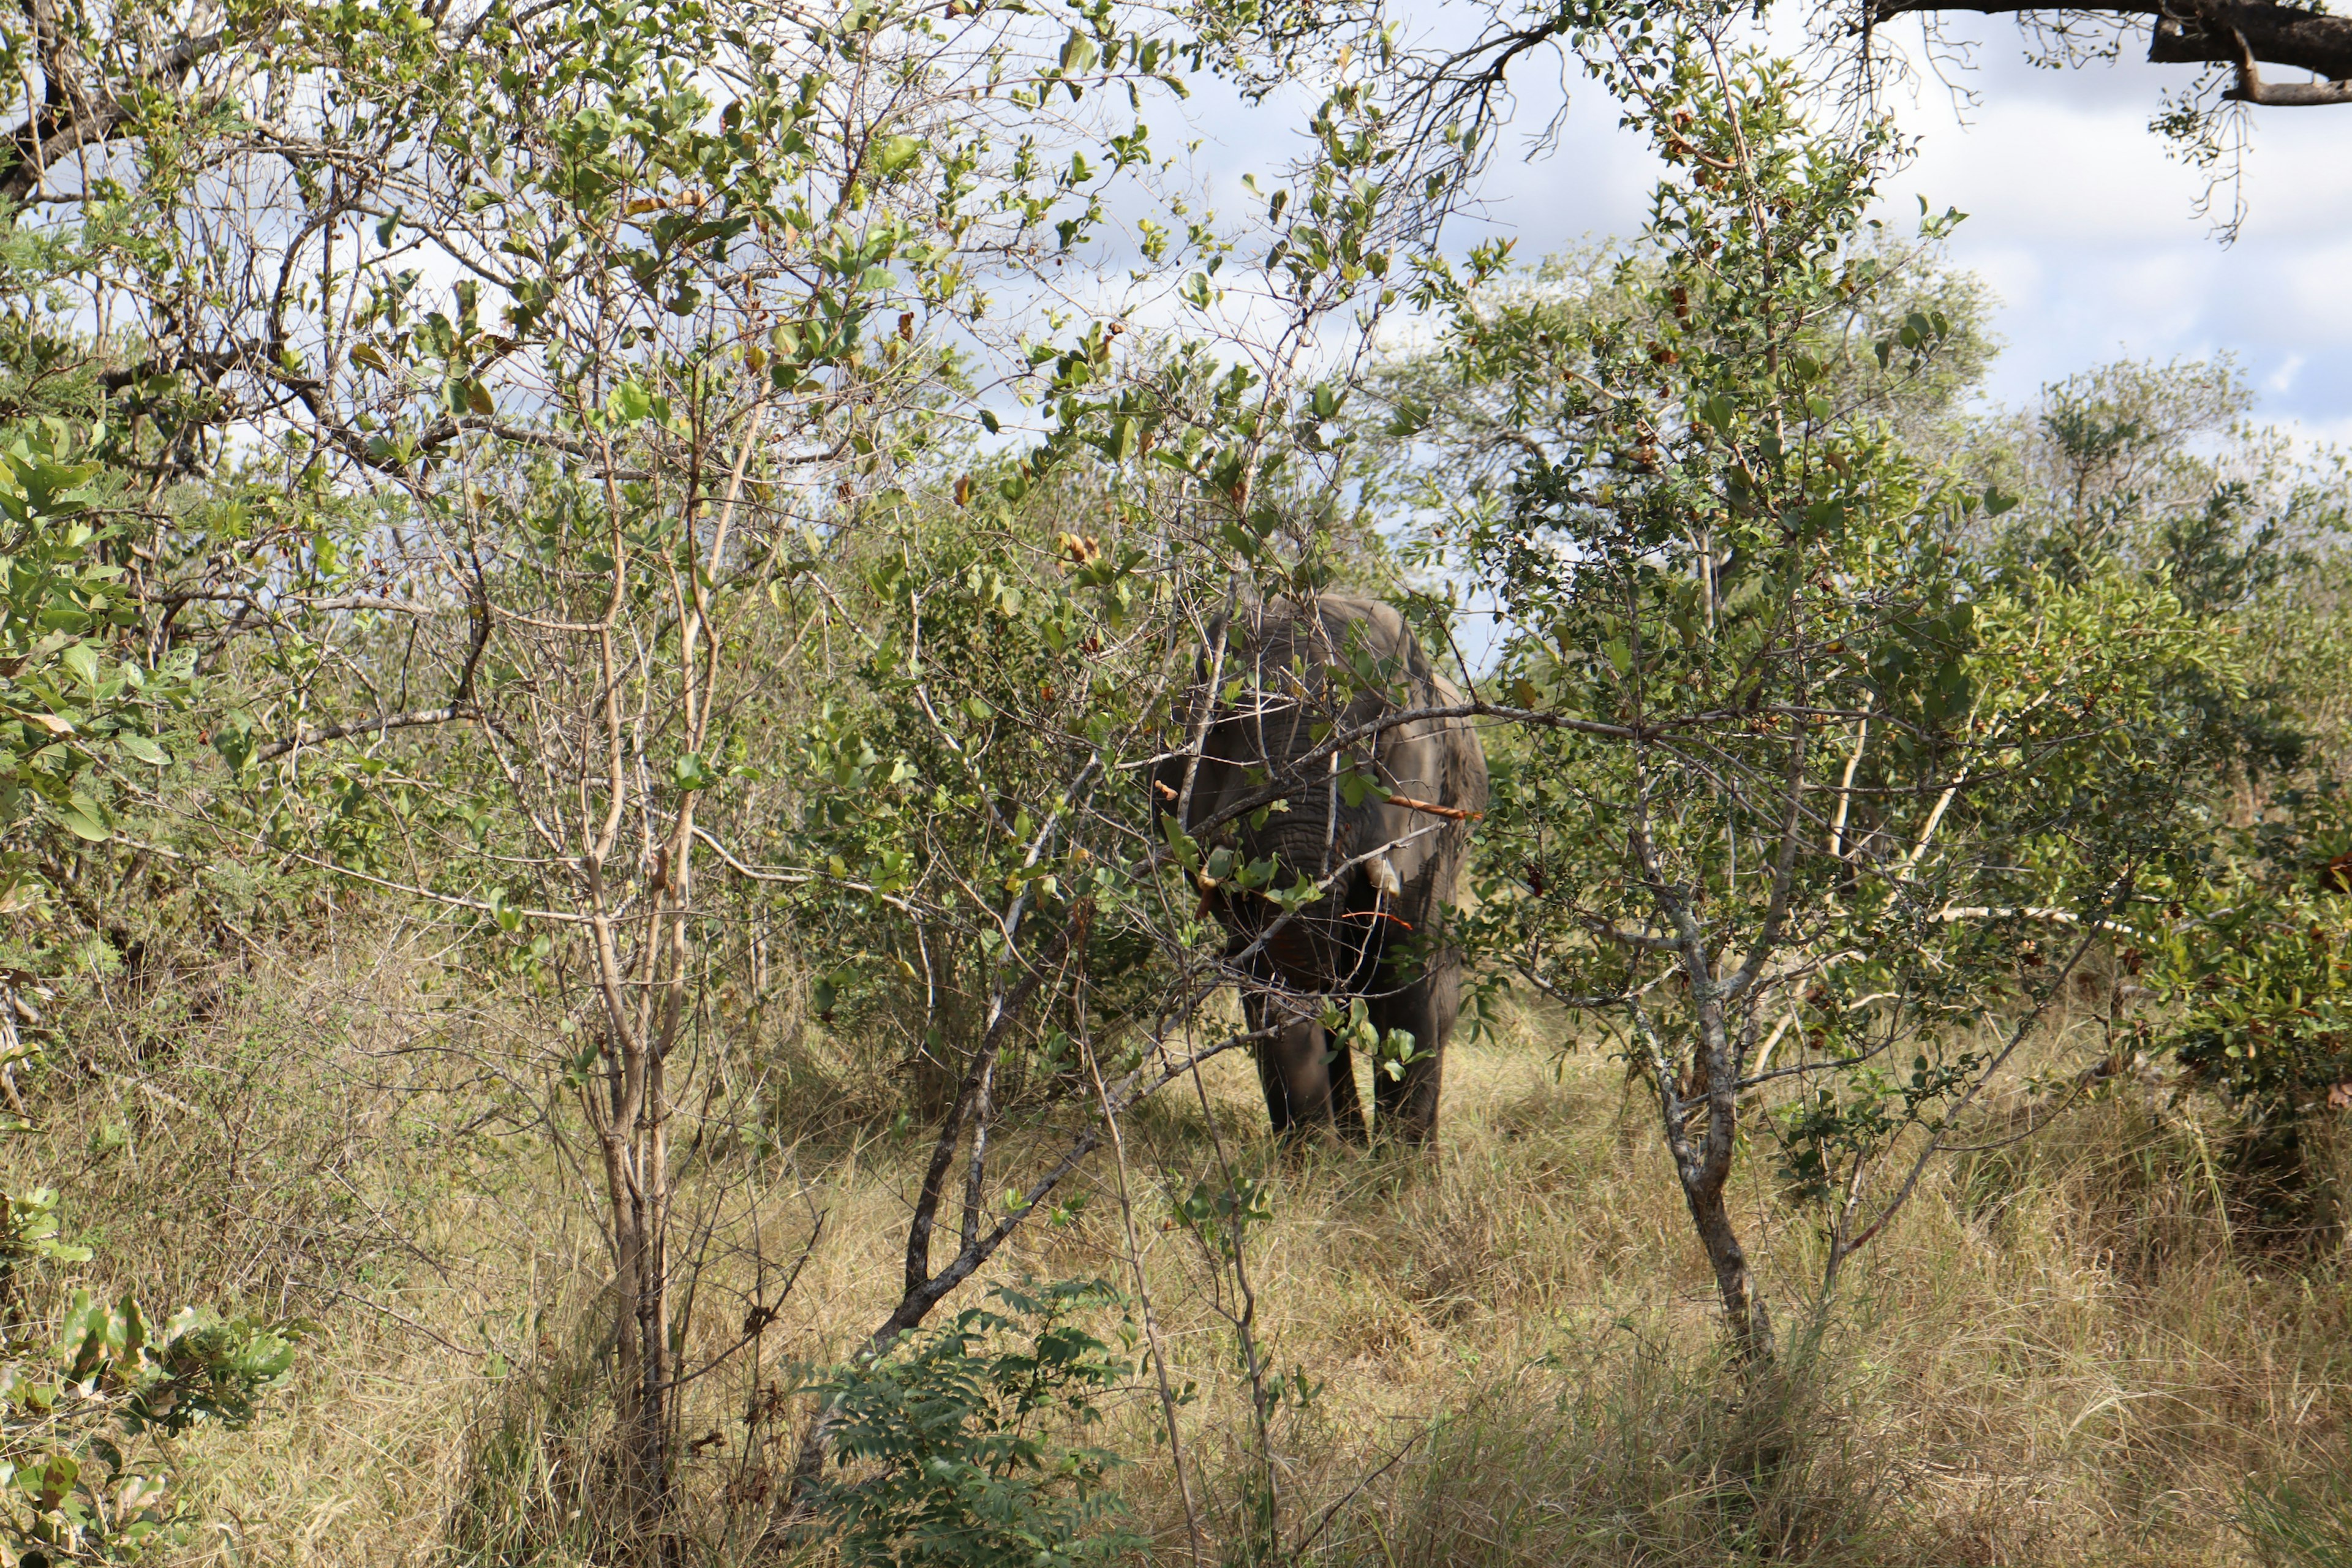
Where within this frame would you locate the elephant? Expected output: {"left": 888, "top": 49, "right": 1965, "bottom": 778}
{"left": 1155, "top": 594, "right": 1489, "bottom": 1144}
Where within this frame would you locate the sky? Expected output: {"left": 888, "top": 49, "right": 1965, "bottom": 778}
{"left": 1178, "top": 12, "right": 2352, "bottom": 445}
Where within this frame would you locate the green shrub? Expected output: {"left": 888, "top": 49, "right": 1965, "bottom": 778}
{"left": 0, "top": 1187, "right": 306, "bottom": 1566}
{"left": 2144, "top": 791, "right": 2352, "bottom": 1238}
{"left": 810, "top": 1278, "right": 1143, "bottom": 1568}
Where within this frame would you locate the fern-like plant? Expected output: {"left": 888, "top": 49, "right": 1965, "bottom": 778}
{"left": 810, "top": 1278, "right": 1143, "bottom": 1568}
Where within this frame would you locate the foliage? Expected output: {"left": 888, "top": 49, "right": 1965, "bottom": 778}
{"left": 1372, "top": 21, "right": 2262, "bottom": 1346}
{"left": 772, "top": 481, "right": 1194, "bottom": 1116}
{"left": 0, "top": 0, "right": 2344, "bottom": 1556}
{"left": 0, "top": 426, "right": 192, "bottom": 905}
{"left": 0, "top": 1189, "right": 304, "bottom": 1566}
{"left": 2151, "top": 790, "right": 2352, "bottom": 1125}
{"left": 1953, "top": 358, "right": 2352, "bottom": 1161}
{"left": 810, "top": 1278, "right": 1142, "bottom": 1568}
{"left": 1360, "top": 233, "right": 1997, "bottom": 543}
{"left": 1962, "top": 358, "right": 2346, "bottom": 782}
{"left": 108, "top": 0, "right": 1370, "bottom": 1503}
{"left": 0, "top": 0, "right": 1459, "bottom": 1520}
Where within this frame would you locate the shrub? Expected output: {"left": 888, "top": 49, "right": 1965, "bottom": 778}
{"left": 0, "top": 1186, "right": 306, "bottom": 1565}
{"left": 809, "top": 1278, "right": 1143, "bottom": 1568}
{"left": 2147, "top": 790, "right": 2352, "bottom": 1234}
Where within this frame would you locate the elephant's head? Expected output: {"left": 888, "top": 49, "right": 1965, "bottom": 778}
{"left": 1155, "top": 594, "right": 1488, "bottom": 990}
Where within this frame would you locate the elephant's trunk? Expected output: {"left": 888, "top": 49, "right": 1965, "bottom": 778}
{"left": 1212, "top": 809, "right": 1382, "bottom": 992}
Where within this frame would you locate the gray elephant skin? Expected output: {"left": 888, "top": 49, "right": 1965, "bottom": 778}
{"left": 1156, "top": 594, "right": 1489, "bottom": 1144}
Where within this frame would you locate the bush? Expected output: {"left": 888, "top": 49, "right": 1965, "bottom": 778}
{"left": 0, "top": 1188, "right": 307, "bottom": 1565}
{"left": 2155, "top": 790, "right": 2352, "bottom": 1121}
{"left": 809, "top": 1278, "right": 1143, "bottom": 1568}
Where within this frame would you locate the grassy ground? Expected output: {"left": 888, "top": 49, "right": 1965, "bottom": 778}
{"left": 17, "top": 932, "right": 2352, "bottom": 1566}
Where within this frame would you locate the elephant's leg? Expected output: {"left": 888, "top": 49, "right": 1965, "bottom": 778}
{"left": 1244, "top": 990, "right": 1365, "bottom": 1140}
{"left": 1369, "top": 952, "right": 1456, "bottom": 1144}
{"left": 1242, "top": 989, "right": 1306, "bottom": 1134}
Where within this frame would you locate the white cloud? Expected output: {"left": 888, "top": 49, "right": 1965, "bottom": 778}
{"left": 1850, "top": 26, "right": 2352, "bottom": 425}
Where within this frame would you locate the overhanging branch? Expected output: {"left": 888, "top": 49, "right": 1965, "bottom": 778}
{"left": 1868, "top": 0, "right": 2352, "bottom": 101}
{"left": 0, "top": 28, "right": 233, "bottom": 206}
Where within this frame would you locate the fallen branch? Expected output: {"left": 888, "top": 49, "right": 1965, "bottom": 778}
{"left": 1385, "top": 793, "right": 1483, "bottom": 822}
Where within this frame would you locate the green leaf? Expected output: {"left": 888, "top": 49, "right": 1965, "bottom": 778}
{"left": 61, "top": 643, "right": 100, "bottom": 689}
{"left": 56, "top": 793, "right": 110, "bottom": 842}
{"left": 610, "top": 380, "right": 653, "bottom": 424}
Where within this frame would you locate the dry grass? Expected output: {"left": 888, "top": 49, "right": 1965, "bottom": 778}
{"left": 11, "top": 934, "right": 2352, "bottom": 1566}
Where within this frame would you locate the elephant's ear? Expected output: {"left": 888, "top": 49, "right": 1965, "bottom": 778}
{"left": 1455, "top": 723, "right": 1491, "bottom": 816}
{"left": 1438, "top": 680, "right": 1490, "bottom": 817}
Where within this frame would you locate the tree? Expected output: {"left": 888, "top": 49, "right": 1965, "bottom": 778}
{"left": 1360, "top": 235, "right": 1997, "bottom": 562}
{"left": 181, "top": 0, "right": 1232, "bottom": 1518}
{"left": 1375, "top": 12, "right": 2252, "bottom": 1353}
{"left": 16, "top": 0, "right": 2334, "bottom": 1542}
{"left": 1957, "top": 358, "right": 2348, "bottom": 792}
{"left": 67, "top": 0, "right": 1462, "bottom": 1538}
{"left": 1947, "top": 357, "right": 2352, "bottom": 1218}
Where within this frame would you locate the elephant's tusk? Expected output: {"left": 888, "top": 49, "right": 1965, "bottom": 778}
{"left": 1368, "top": 854, "right": 1404, "bottom": 898}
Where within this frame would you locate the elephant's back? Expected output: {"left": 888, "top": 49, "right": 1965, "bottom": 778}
{"left": 1223, "top": 592, "right": 1414, "bottom": 664}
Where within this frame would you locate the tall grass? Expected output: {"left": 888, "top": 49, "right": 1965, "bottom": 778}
{"left": 9, "top": 931, "right": 2348, "bottom": 1565}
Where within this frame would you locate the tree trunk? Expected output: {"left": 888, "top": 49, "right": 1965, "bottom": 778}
{"left": 911, "top": 932, "right": 976, "bottom": 1123}
{"left": 1681, "top": 1164, "right": 1773, "bottom": 1358}
{"left": 1637, "top": 929, "right": 1778, "bottom": 1363}
{"left": 597, "top": 1024, "right": 674, "bottom": 1520}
